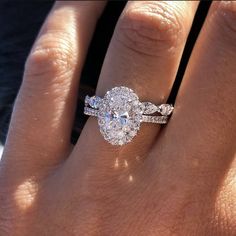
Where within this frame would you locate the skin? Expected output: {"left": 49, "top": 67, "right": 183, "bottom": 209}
{"left": 0, "top": 1, "right": 236, "bottom": 235}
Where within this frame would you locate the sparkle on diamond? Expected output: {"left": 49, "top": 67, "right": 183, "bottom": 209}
{"left": 98, "top": 87, "right": 143, "bottom": 145}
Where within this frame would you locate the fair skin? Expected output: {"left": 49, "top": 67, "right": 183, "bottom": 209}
{"left": 0, "top": 1, "right": 236, "bottom": 235}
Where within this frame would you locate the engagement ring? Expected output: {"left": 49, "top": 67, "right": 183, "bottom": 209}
{"left": 84, "top": 86, "right": 174, "bottom": 146}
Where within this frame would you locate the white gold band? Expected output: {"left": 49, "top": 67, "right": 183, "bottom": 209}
{"left": 84, "top": 107, "right": 168, "bottom": 124}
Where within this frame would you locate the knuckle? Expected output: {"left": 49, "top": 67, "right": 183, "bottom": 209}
{"left": 25, "top": 32, "right": 76, "bottom": 79}
{"left": 116, "top": 2, "right": 185, "bottom": 56}
{"left": 217, "top": 1, "right": 236, "bottom": 39}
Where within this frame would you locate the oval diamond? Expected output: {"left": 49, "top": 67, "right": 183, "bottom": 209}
{"left": 98, "top": 87, "right": 142, "bottom": 145}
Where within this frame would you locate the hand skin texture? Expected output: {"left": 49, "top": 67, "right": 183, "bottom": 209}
{"left": 0, "top": 1, "right": 236, "bottom": 235}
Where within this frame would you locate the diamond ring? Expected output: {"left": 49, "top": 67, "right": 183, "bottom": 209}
{"left": 84, "top": 86, "right": 174, "bottom": 146}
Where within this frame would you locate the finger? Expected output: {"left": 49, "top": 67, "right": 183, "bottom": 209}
{"left": 160, "top": 1, "right": 236, "bottom": 177}
{"left": 65, "top": 1, "right": 197, "bottom": 182}
{"left": 67, "top": 1, "right": 198, "bottom": 175}
{"left": 2, "top": 2, "right": 106, "bottom": 172}
{"left": 152, "top": 0, "right": 236, "bottom": 227}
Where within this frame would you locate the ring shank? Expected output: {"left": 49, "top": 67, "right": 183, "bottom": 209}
{"left": 141, "top": 115, "right": 168, "bottom": 124}
{"left": 84, "top": 107, "right": 168, "bottom": 124}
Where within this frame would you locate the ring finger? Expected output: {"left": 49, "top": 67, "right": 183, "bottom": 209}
{"left": 69, "top": 1, "right": 199, "bottom": 171}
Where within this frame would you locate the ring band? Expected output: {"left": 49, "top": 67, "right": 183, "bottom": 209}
{"left": 84, "top": 86, "right": 173, "bottom": 145}
{"left": 84, "top": 107, "right": 169, "bottom": 124}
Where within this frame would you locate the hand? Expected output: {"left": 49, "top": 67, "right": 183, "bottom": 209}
{"left": 0, "top": 1, "right": 236, "bottom": 235}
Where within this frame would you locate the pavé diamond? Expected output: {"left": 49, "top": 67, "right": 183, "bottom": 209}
{"left": 98, "top": 87, "right": 142, "bottom": 145}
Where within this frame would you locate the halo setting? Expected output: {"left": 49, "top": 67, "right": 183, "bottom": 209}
{"left": 98, "top": 87, "right": 143, "bottom": 145}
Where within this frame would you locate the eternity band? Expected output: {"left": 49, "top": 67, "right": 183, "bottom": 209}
{"left": 84, "top": 107, "right": 169, "bottom": 124}
{"left": 84, "top": 86, "right": 174, "bottom": 146}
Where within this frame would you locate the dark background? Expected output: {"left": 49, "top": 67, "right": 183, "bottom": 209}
{"left": 0, "top": 1, "right": 212, "bottom": 145}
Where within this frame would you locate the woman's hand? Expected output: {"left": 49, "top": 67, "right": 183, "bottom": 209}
{"left": 0, "top": 1, "right": 236, "bottom": 235}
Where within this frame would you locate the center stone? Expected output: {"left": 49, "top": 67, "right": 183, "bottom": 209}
{"left": 98, "top": 87, "right": 143, "bottom": 145}
{"left": 105, "top": 111, "right": 129, "bottom": 127}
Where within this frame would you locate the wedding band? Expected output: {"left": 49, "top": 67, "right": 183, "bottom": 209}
{"left": 84, "top": 86, "right": 174, "bottom": 146}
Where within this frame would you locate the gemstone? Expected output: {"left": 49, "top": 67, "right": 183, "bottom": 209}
{"left": 88, "top": 96, "right": 101, "bottom": 109}
{"left": 98, "top": 87, "right": 142, "bottom": 145}
{"left": 142, "top": 102, "right": 158, "bottom": 114}
{"left": 85, "top": 95, "right": 90, "bottom": 105}
{"left": 159, "top": 104, "right": 174, "bottom": 116}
